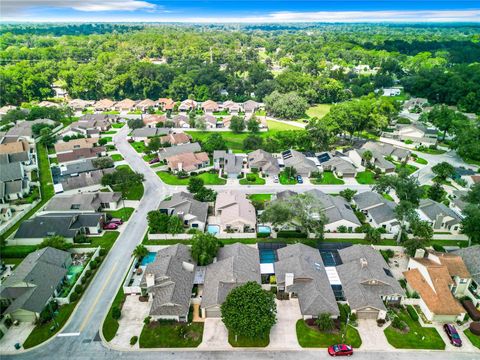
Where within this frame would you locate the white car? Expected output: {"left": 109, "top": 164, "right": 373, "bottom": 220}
{"left": 273, "top": 175, "right": 279, "bottom": 183}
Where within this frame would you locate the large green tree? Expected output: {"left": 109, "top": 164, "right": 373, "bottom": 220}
{"left": 190, "top": 233, "right": 220, "bottom": 266}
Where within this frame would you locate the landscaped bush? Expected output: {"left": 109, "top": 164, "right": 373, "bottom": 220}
{"left": 99, "top": 248, "right": 107, "bottom": 256}
{"left": 377, "top": 318, "right": 386, "bottom": 327}
{"left": 270, "top": 286, "right": 277, "bottom": 294}
{"left": 276, "top": 230, "right": 307, "bottom": 238}
{"left": 112, "top": 306, "right": 121, "bottom": 320}
{"left": 81, "top": 277, "right": 87, "bottom": 284}
{"left": 246, "top": 173, "right": 256, "bottom": 182}
{"left": 432, "top": 244, "right": 445, "bottom": 252}
{"left": 256, "top": 232, "right": 269, "bottom": 238}
{"left": 70, "top": 292, "right": 79, "bottom": 302}
{"left": 392, "top": 316, "right": 407, "bottom": 331}
{"left": 462, "top": 300, "right": 480, "bottom": 321}
{"left": 89, "top": 260, "right": 98, "bottom": 269}
{"left": 4, "top": 318, "right": 13, "bottom": 328}
{"left": 469, "top": 322, "right": 480, "bottom": 335}
{"left": 144, "top": 316, "right": 151, "bottom": 325}
{"left": 85, "top": 269, "right": 92, "bottom": 278}
{"left": 407, "top": 305, "right": 419, "bottom": 321}
{"left": 130, "top": 336, "right": 138, "bottom": 345}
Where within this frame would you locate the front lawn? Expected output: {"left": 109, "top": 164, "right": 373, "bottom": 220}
{"left": 139, "top": 321, "right": 204, "bottom": 348}
{"left": 355, "top": 171, "right": 376, "bottom": 184}
{"left": 279, "top": 171, "right": 297, "bottom": 185}
{"left": 105, "top": 207, "right": 134, "bottom": 221}
{"left": 110, "top": 154, "right": 124, "bottom": 161}
{"left": 239, "top": 173, "right": 266, "bottom": 185}
{"left": 306, "top": 104, "right": 331, "bottom": 119}
{"left": 266, "top": 120, "right": 301, "bottom": 131}
{"left": 130, "top": 141, "right": 146, "bottom": 153}
{"left": 384, "top": 309, "right": 445, "bottom": 349}
{"left": 415, "top": 147, "right": 446, "bottom": 155}
{"left": 311, "top": 171, "right": 345, "bottom": 185}
{"left": 103, "top": 286, "right": 125, "bottom": 342}
{"left": 248, "top": 194, "right": 272, "bottom": 202}
{"left": 143, "top": 153, "right": 157, "bottom": 162}
{"left": 228, "top": 331, "right": 269, "bottom": 347}
{"left": 74, "top": 231, "right": 120, "bottom": 251}
{"left": 395, "top": 163, "right": 418, "bottom": 175}
{"left": 111, "top": 166, "right": 144, "bottom": 200}
{"left": 296, "top": 320, "right": 362, "bottom": 348}
{"left": 382, "top": 193, "right": 394, "bottom": 201}
{"left": 101, "top": 136, "right": 113, "bottom": 143}
{"left": 157, "top": 171, "right": 226, "bottom": 185}
{"left": 102, "top": 130, "right": 117, "bottom": 135}
{"left": 112, "top": 123, "right": 125, "bottom": 128}
{"left": 464, "top": 329, "right": 480, "bottom": 349}
{"left": 414, "top": 157, "right": 428, "bottom": 165}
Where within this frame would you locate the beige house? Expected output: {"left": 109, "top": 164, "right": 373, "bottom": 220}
{"left": 93, "top": 99, "right": 116, "bottom": 111}
{"left": 214, "top": 191, "right": 256, "bottom": 233}
{"left": 166, "top": 152, "right": 209, "bottom": 173}
{"left": 114, "top": 99, "right": 137, "bottom": 112}
{"left": 54, "top": 138, "right": 98, "bottom": 154}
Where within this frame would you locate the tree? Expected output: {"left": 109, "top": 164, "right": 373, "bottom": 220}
{"left": 221, "top": 282, "right": 277, "bottom": 340}
{"left": 243, "top": 135, "right": 264, "bottom": 151}
{"left": 92, "top": 157, "right": 114, "bottom": 169}
{"left": 305, "top": 118, "right": 333, "bottom": 151}
{"left": 191, "top": 233, "right": 220, "bottom": 265}
{"left": 463, "top": 183, "right": 480, "bottom": 205}
{"left": 147, "top": 211, "right": 170, "bottom": 234}
{"left": 411, "top": 220, "right": 433, "bottom": 244}
{"left": 32, "top": 123, "right": 53, "bottom": 137}
{"left": 432, "top": 162, "right": 455, "bottom": 181}
{"left": 230, "top": 116, "right": 246, "bottom": 133}
{"left": 283, "top": 166, "right": 297, "bottom": 179}
{"left": 461, "top": 204, "right": 480, "bottom": 245}
{"left": 187, "top": 177, "right": 205, "bottom": 193}
{"left": 133, "top": 244, "right": 148, "bottom": 258}
{"left": 39, "top": 127, "right": 56, "bottom": 146}
{"left": 427, "top": 182, "right": 445, "bottom": 202}
{"left": 264, "top": 91, "right": 308, "bottom": 120}
{"left": 194, "top": 187, "right": 217, "bottom": 202}
{"left": 147, "top": 137, "right": 161, "bottom": 152}
{"left": 167, "top": 215, "right": 184, "bottom": 235}
{"left": 101, "top": 168, "right": 144, "bottom": 199}
{"left": 315, "top": 313, "right": 335, "bottom": 332}
{"left": 339, "top": 189, "right": 357, "bottom": 202}
{"left": 111, "top": 306, "right": 121, "bottom": 320}
{"left": 202, "top": 133, "right": 226, "bottom": 153}
{"left": 365, "top": 228, "right": 382, "bottom": 244}
{"left": 195, "top": 118, "right": 207, "bottom": 130}
{"left": 39, "top": 235, "right": 72, "bottom": 251}
{"left": 127, "top": 118, "right": 143, "bottom": 129}
{"left": 247, "top": 116, "right": 260, "bottom": 133}
{"left": 361, "top": 150, "right": 373, "bottom": 166}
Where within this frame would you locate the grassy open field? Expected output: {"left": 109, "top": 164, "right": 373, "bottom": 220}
{"left": 266, "top": 120, "right": 302, "bottom": 131}
{"left": 305, "top": 104, "right": 331, "bottom": 119}
{"left": 157, "top": 171, "right": 226, "bottom": 185}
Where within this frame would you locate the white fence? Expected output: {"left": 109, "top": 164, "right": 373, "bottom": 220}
{"left": 147, "top": 232, "right": 257, "bottom": 240}
{"left": 0, "top": 201, "right": 40, "bottom": 237}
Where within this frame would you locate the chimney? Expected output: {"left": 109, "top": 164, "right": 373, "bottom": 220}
{"left": 182, "top": 261, "right": 194, "bottom": 272}
{"left": 285, "top": 273, "right": 294, "bottom": 288}
{"left": 414, "top": 248, "right": 425, "bottom": 259}
{"left": 360, "top": 258, "right": 368, "bottom": 268}
{"left": 146, "top": 273, "right": 155, "bottom": 288}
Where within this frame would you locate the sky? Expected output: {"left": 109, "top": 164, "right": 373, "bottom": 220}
{"left": 1, "top": 1, "right": 480, "bottom": 23}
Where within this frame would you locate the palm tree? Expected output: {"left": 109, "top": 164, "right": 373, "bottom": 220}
{"left": 132, "top": 244, "right": 148, "bottom": 259}
{"left": 361, "top": 150, "right": 373, "bottom": 167}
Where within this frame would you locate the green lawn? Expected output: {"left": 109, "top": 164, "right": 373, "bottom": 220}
{"left": 266, "top": 120, "right": 301, "bottom": 131}
{"left": 139, "top": 321, "right": 204, "bottom": 348}
{"left": 395, "top": 163, "right": 418, "bottom": 175}
{"left": 414, "top": 157, "right": 428, "bottom": 165}
{"left": 105, "top": 207, "right": 134, "bottom": 221}
{"left": 111, "top": 166, "right": 144, "bottom": 200}
{"left": 102, "top": 136, "right": 113, "bottom": 143}
{"left": 2, "top": 258, "right": 24, "bottom": 267}
{"left": 102, "top": 130, "right": 117, "bottom": 135}
{"left": 157, "top": 171, "right": 226, "bottom": 185}
{"left": 239, "top": 173, "right": 266, "bottom": 185}
{"left": 248, "top": 194, "right": 272, "bottom": 202}
{"left": 311, "top": 171, "right": 345, "bottom": 185}
{"left": 112, "top": 123, "right": 125, "bottom": 128}
{"left": 0, "top": 245, "right": 38, "bottom": 258}
{"left": 382, "top": 193, "right": 394, "bottom": 201}
{"left": 416, "top": 147, "right": 446, "bottom": 155}
{"left": 306, "top": 104, "right": 331, "bottom": 119}
{"left": 255, "top": 110, "right": 266, "bottom": 116}
{"left": 74, "top": 231, "right": 120, "bottom": 251}
{"left": 464, "top": 157, "right": 480, "bottom": 167}
{"left": 228, "top": 331, "right": 269, "bottom": 347}
{"left": 102, "top": 110, "right": 120, "bottom": 115}
{"left": 355, "top": 171, "right": 376, "bottom": 184}
{"left": 464, "top": 329, "right": 480, "bottom": 349}
{"left": 103, "top": 286, "right": 125, "bottom": 342}
{"left": 110, "top": 154, "right": 124, "bottom": 161}
{"left": 296, "top": 320, "right": 362, "bottom": 348}
{"left": 279, "top": 171, "right": 297, "bottom": 185}
{"left": 131, "top": 141, "right": 147, "bottom": 153}
{"left": 384, "top": 309, "right": 445, "bottom": 349}
{"left": 143, "top": 153, "right": 157, "bottom": 162}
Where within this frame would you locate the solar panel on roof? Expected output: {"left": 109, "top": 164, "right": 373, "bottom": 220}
{"left": 317, "top": 153, "right": 331, "bottom": 163}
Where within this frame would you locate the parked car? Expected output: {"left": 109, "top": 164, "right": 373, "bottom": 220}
{"left": 443, "top": 324, "right": 462, "bottom": 347}
{"left": 108, "top": 218, "right": 124, "bottom": 225}
{"left": 328, "top": 344, "right": 353, "bottom": 356}
{"left": 296, "top": 175, "right": 303, "bottom": 184}
{"left": 273, "top": 175, "right": 279, "bottom": 183}
{"left": 103, "top": 223, "right": 119, "bottom": 230}
{"left": 149, "top": 157, "right": 160, "bottom": 164}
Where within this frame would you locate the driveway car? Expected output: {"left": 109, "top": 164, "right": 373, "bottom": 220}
{"left": 273, "top": 175, "right": 279, "bottom": 183}
{"left": 443, "top": 324, "right": 462, "bottom": 347}
{"left": 328, "top": 344, "right": 353, "bottom": 356}
{"left": 296, "top": 175, "right": 303, "bottom": 184}
{"left": 108, "top": 218, "right": 124, "bottom": 225}
{"left": 103, "top": 223, "right": 119, "bottom": 230}
{"left": 149, "top": 157, "right": 160, "bottom": 164}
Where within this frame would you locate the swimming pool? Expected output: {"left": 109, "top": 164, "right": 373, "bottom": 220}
{"left": 207, "top": 225, "right": 220, "bottom": 235}
{"left": 141, "top": 252, "right": 156, "bottom": 266}
{"left": 259, "top": 249, "right": 276, "bottom": 264}
{"left": 257, "top": 225, "right": 271, "bottom": 234}
{"left": 66, "top": 265, "right": 84, "bottom": 284}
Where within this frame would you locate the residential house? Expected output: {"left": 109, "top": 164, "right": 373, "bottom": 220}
{"left": 450, "top": 190, "right": 468, "bottom": 217}
{"left": 281, "top": 150, "right": 318, "bottom": 177}
{"left": 57, "top": 146, "right": 106, "bottom": 165}
{"left": 158, "top": 142, "right": 202, "bottom": 161}
{"left": 464, "top": 175, "right": 480, "bottom": 189}
{"left": 201, "top": 243, "right": 261, "bottom": 317}
{"left": 68, "top": 99, "right": 94, "bottom": 111}
{"left": 54, "top": 138, "right": 98, "bottom": 155}
{"left": 453, "top": 246, "right": 480, "bottom": 306}
{"left": 66, "top": 115, "right": 112, "bottom": 137}
{"left": 171, "top": 114, "right": 190, "bottom": 128}
{"left": 0, "top": 105, "right": 17, "bottom": 116}
{"left": 158, "top": 98, "right": 175, "bottom": 111}
{"left": 337, "top": 245, "right": 405, "bottom": 320}
{"left": 417, "top": 199, "right": 462, "bottom": 234}
{"left": 214, "top": 191, "right": 256, "bottom": 233}
{"left": 140, "top": 244, "right": 196, "bottom": 322}
{"left": 158, "top": 192, "right": 208, "bottom": 231}
{"left": 243, "top": 100, "right": 260, "bottom": 116}
{"left": 222, "top": 101, "right": 241, "bottom": 114}
{"left": 142, "top": 114, "right": 166, "bottom": 128}
{"left": 135, "top": 99, "right": 157, "bottom": 112}
{"left": 114, "top": 99, "right": 137, "bottom": 112}
{"left": 57, "top": 168, "right": 114, "bottom": 192}
{"left": 404, "top": 250, "right": 468, "bottom": 322}
{"left": 13, "top": 213, "right": 105, "bottom": 244}
{"left": 42, "top": 192, "right": 122, "bottom": 214}
{"left": 3, "top": 119, "right": 56, "bottom": 142}
{"left": 247, "top": 149, "right": 280, "bottom": 176}
{"left": 59, "top": 158, "right": 113, "bottom": 177}
{"left": 404, "top": 98, "right": 428, "bottom": 112}
{"left": 160, "top": 133, "right": 191, "bottom": 146}
{"left": 361, "top": 142, "right": 410, "bottom": 162}
{"left": 382, "top": 88, "right": 401, "bottom": 97}
{"left": 178, "top": 99, "right": 197, "bottom": 112}
{"left": 166, "top": 152, "right": 209, "bottom": 173}
{"left": 37, "top": 101, "right": 60, "bottom": 108}
{"left": 0, "top": 162, "right": 30, "bottom": 203}
{"left": 0, "top": 207, "right": 13, "bottom": 222}
{"left": 213, "top": 151, "right": 245, "bottom": 178}
{"left": 0, "top": 139, "right": 32, "bottom": 165}
{"left": 201, "top": 100, "right": 219, "bottom": 113}
{"left": 93, "top": 99, "right": 115, "bottom": 112}
{"left": 353, "top": 191, "right": 400, "bottom": 233}
{"left": 322, "top": 156, "right": 357, "bottom": 178}
{"left": 275, "top": 244, "right": 340, "bottom": 319}
{"left": 130, "top": 127, "right": 170, "bottom": 142}
{"left": 200, "top": 114, "right": 218, "bottom": 129}
{"left": 0, "top": 247, "right": 71, "bottom": 322}
{"left": 383, "top": 123, "right": 438, "bottom": 145}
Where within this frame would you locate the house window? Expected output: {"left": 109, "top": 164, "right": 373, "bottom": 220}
{"left": 71, "top": 204, "right": 80, "bottom": 210}
{"left": 192, "top": 224, "right": 198, "bottom": 228}
{"left": 101, "top": 202, "right": 110, "bottom": 209}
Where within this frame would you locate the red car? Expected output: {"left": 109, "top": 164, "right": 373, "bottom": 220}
{"left": 148, "top": 157, "right": 160, "bottom": 164}
{"left": 108, "top": 218, "right": 124, "bottom": 225}
{"left": 328, "top": 344, "right": 353, "bottom": 356}
{"left": 103, "top": 223, "right": 118, "bottom": 230}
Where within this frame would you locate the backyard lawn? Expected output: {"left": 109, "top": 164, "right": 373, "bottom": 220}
{"left": 239, "top": 173, "right": 266, "bottom": 185}
{"left": 266, "top": 120, "right": 302, "bottom": 131}
{"left": 384, "top": 309, "right": 445, "bottom": 349}
{"left": 130, "top": 141, "right": 146, "bottom": 153}
{"left": 464, "top": 329, "right": 480, "bottom": 349}
{"left": 75, "top": 231, "right": 120, "bottom": 251}
{"left": 228, "top": 331, "right": 269, "bottom": 347}
{"left": 157, "top": 171, "right": 226, "bottom": 185}
{"left": 279, "top": 171, "right": 297, "bottom": 185}
{"left": 112, "top": 123, "right": 125, "bottom": 128}
{"left": 105, "top": 207, "right": 134, "bottom": 221}
{"left": 311, "top": 171, "right": 345, "bottom": 185}
{"left": 110, "top": 154, "right": 124, "bottom": 161}
{"left": 248, "top": 194, "right": 272, "bottom": 202}
{"left": 139, "top": 321, "right": 204, "bottom": 348}
{"left": 296, "top": 320, "right": 362, "bottom": 348}
{"left": 355, "top": 171, "right": 376, "bottom": 184}
{"left": 305, "top": 104, "right": 331, "bottom": 119}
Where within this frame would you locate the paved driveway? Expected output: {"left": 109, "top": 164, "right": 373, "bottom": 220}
{"left": 198, "top": 318, "right": 231, "bottom": 350}
{"left": 268, "top": 299, "right": 301, "bottom": 350}
{"left": 357, "top": 319, "right": 394, "bottom": 350}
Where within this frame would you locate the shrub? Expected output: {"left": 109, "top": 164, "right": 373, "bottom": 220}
{"left": 111, "top": 306, "right": 121, "bottom": 320}
{"left": 144, "top": 316, "right": 151, "bottom": 325}
{"left": 337, "top": 225, "right": 347, "bottom": 233}
{"left": 4, "top": 318, "right": 13, "bottom": 328}
{"left": 432, "top": 244, "right": 445, "bottom": 252}
{"left": 350, "top": 312, "right": 357, "bottom": 322}
{"left": 99, "top": 248, "right": 107, "bottom": 256}
{"left": 270, "top": 286, "right": 277, "bottom": 294}
{"left": 130, "top": 336, "right": 138, "bottom": 346}
{"left": 316, "top": 313, "right": 335, "bottom": 331}
{"left": 75, "top": 285, "right": 83, "bottom": 294}
{"left": 85, "top": 269, "right": 92, "bottom": 278}
{"left": 246, "top": 173, "right": 256, "bottom": 182}
{"left": 392, "top": 317, "right": 407, "bottom": 331}
{"left": 377, "top": 318, "right": 386, "bottom": 327}
{"left": 405, "top": 139, "right": 413, "bottom": 144}
{"left": 70, "top": 292, "right": 79, "bottom": 302}
{"left": 462, "top": 300, "right": 480, "bottom": 321}
{"left": 276, "top": 230, "right": 307, "bottom": 238}
{"left": 407, "top": 305, "right": 419, "bottom": 321}
{"left": 470, "top": 322, "right": 480, "bottom": 336}
{"left": 81, "top": 276, "right": 87, "bottom": 284}
{"left": 89, "top": 260, "right": 98, "bottom": 269}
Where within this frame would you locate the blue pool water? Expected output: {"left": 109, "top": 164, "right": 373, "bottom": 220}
{"left": 257, "top": 225, "right": 271, "bottom": 234}
{"left": 260, "top": 249, "right": 276, "bottom": 264}
{"left": 141, "top": 252, "right": 156, "bottom": 266}
{"left": 207, "top": 225, "right": 220, "bottom": 235}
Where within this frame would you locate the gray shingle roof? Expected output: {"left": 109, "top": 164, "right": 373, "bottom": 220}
{"left": 247, "top": 149, "right": 280, "bottom": 175}
{"left": 282, "top": 149, "right": 317, "bottom": 176}
{"left": 336, "top": 245, "right": 405, "bottom": 311}
{"left": 419, "top": 199, "right": 462, "bottom": 225}
{"left": 453, "top": 245, "right": 480, "bottom": 285}
{"left": 322, "top": 157, "right": 357, "bottom": 175}
{"left": 354, "top": 191, "right": 397, "bottom": 225}
{"left": 201, "top": 243, "right": 261, "bottom": 309}
{"left": 158, "top": 142, "right": 202, "bottom": 161}
{"left": 158, "top": 192, "right": 208, "bottom": 225}
{"left": 59, "top": 168, "right": 114, "bottom": 191}
{"left": 305, "top": 189, "right": 360, "bottom": 226}
{"left": 275, "top": 244, "right": 339, "bottom": 316}
{"left": 131, "top": 127, "right": 170, "bottom": 139}
{"left": 44, "top": 192, "right": 121, "bottom": 212}
{"left": 0, "top": 162, "right": 24, "bottom": 181}
{"left": 214, "top": 151, "right": 244, "bottom": 174}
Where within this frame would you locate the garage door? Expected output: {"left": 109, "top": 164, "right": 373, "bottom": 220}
{"left": 356, "top": 310, "right": 378, "bottom": 319}
{"left": 206, "top": 308, "right": 221, "bottom": 318}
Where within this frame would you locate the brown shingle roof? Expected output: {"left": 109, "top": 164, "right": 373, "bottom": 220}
{"left": 167, "top": 152, "right": 209, "bottom": 172}
{"left": 57, "top": 147, "right": 105, "bottom": 164}
{"left": 54, "top": 138, "right": 97, "bottom": 153}
{"left": 432, "top": 252, "right": 471, "bottom": 278}
{"left": 0, "top": 140, "right": 29, "bottom": 155}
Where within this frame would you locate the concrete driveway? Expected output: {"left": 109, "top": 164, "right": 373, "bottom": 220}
{"left": 198, "top": 318, "right": 231, "bottom": 350}
{"left": 268, "top": 298, "right": 301, "bottom": 350}
{"left": 0, "top": 322, "right": 35, "bottom": 351}
{"left": 357, "top": 319, "right": 394, "bottom": 350}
